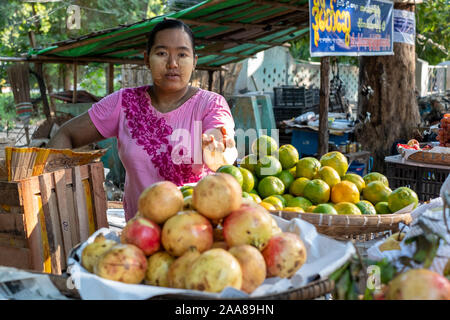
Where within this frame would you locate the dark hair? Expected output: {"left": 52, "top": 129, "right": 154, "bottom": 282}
{"left": 146, "top": 18, "right": 196, "bottom": 55}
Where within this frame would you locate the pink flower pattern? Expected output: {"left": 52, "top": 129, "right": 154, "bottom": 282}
{"left": 121, "top": 86, "right": 205, "bottom": 186}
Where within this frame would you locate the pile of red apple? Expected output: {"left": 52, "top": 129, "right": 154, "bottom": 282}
{"left": 81, "top": 173, "right": 307, "bottom": 294}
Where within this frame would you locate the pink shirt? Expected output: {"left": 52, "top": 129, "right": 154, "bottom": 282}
{"left": 88, "top": 86, "right": 235, "bottom": 221}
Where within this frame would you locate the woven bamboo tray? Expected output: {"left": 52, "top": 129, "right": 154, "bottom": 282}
{"left": 406, "top": 150, "right": 450, "bottom": 166}
{"left": 149, "top": 278, "right": 334, "bottom": 300}
{"left": 47, "top": 272, "right": 333, "bottom": 300}
{"left": 271, "top": 210, "right": 413, "bottom": 241}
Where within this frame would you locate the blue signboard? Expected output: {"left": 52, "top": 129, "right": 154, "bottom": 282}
{"left": 310, "top": 0, "right": 394, "bottom": 57}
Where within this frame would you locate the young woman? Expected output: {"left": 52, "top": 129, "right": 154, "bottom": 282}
{"left": 48, "top": 19, "right": 237, "bottom": 221}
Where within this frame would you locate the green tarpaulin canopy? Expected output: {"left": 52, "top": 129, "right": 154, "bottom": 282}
{"left": 28, "top": 0, "right": 310, "bottom": 70}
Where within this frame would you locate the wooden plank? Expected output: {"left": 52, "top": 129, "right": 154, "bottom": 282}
{"left": 0, "top": 213, "right": 25, "bottom": 236}
{"left": 20, "top": 179, "right": 45, "bottom": 272}
{"left": 65, "top": 184, "right": 79, "bottom": 246}
{"left": 107, "top": 63, "right": 114, "bottom": 94}
{"left": 72, "top": 166, "right": 89, "bottom": 241}
{"left": 53, "top": 170, "right": 73, "bottom": 261}
{"left": 0, "top": 181, "right": 22, "bottom": 206}
{"left": 39, "top": 173, "right": 63, "bottom": 274}
{"left": 0, "top": 246, "right": 30, "bottom": 269}
{"left": 318, "top": 57, "right": 330, "bottom": 157}
{"left": 72, "top": 63, "right": 77, "bottom": 103}
{"left": 0, "top": 205, "right": 24, "bottom": 214}
{"left": 0, "top": 232, "right": 28, "bottom": 248}
{"left": 89, "top": 163, "right": 108, "bottom": 229}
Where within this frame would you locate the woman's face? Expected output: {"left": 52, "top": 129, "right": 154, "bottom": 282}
{"left": 147, "top": 28, "right": 197, "bottom": 92}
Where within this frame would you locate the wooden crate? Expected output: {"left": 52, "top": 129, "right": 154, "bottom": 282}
{"left": 0, "top": 162, "right": 108, "bottom": 274}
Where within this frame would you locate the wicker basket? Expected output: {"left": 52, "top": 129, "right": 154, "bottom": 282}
{"left": 271, "top": 210, "right": 413, "bottom": 240}
{"left": 407, "top": 150, "right": 450, "bottom": 166}
{"left": 47, "top": 272, "right": 333, "bottom": 300}
{"left": 149, "top": 278, "right": 334, "bottom": 300}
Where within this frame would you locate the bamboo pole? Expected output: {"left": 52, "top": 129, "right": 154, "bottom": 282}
{"left": 318, "top": 57, "right": 330, "bottom": 157}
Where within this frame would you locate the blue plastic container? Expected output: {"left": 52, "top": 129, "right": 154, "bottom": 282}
{"left": 291, "top": 129, "right": 350, "bottom": 157}
{"left": 347, "top": 161, "right": 366, "bottom": 177}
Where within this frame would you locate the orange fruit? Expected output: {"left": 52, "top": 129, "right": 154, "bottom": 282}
{"left": 255, "top": 155, "right": 282, "bottom": 178}
{"left": 363, "top": 172, "right": 389, "bottom": 187}
{"left": 217, "top": 165, "right": 244, "bottom": 187}
{"left": 320, "top": 151, "right": 348, "bottom": 177}
{"left": 303, "top": 179, "right": 330, "bottom": 205}
{"left": 331, "top": 181, "right": 360, "bottom": 204}
{"left": 375, "top": 202, "right": 391, "bottom": 214}
{"left": 272, "top": 195, "right": 287, "bottom": 207}
{"left": 363, "top": 181, "right": 392, "bottom": 205}
{"left": 289, "top": 177, "right": 310, "bottom": 196}
{"left": 387, "top": 187, "right": 419, "bottom": 213}
{"left": 287, "top": 196, "right": 313, "bottom": 211}
{"left": 278, "top": 144, "right": 299, "bottom": 169}
{"left": 276, "top": 170, "right": 295, "bottom": 190}
{"left": 259, "top": 202, "right": 276, "bottom": 211}
{"left": 334, "top": 202, "right": 362, "bottom": 215}
{"left": 239, "top": 154, "right": 258, "bottom": 173}
{"left": 251, "top": 135, "right": 278, "bottom": 157}
{"left": 342, "top": 173, "right": 365, "bottom": 193}
{"left": 356, "top": 200, "right": 377, "bottom": 215}
{"left": 283, "top": 207, "right": 304, "bottom": 213}
{"left": 317, "top": 166, "right": 341, "bottom": 188}
{"left": 313, "top": 203, "right": 337, "bottom": 215}
{"left": 296, "top": 157, "right": 321, "bottom": 180}
{"left": 257, "top": 176, "right": 285, "bottom": 199}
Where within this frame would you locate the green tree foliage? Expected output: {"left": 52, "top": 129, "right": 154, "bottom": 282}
{"left": 415, "top": 0, "right": 449, "bottom": 65}
{"left": 0, "top": 1, "right": 169, "bottom": 97}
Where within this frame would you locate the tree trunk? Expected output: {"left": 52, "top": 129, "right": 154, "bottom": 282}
{"left": 355, "top": 3, "right": 420, "bottom": 173}
{"left": 318, "top": 57, "right": 330, "bottom": 157}
{"left": 63, "top": 64, "right": 72, "bottom": 91}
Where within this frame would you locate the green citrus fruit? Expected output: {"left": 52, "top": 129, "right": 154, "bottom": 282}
{"left": 259, "top": 202, "right": 276, "bottom": 211}
{"left": 217, "top": 165, "right": 244, "bottom": 187}
{"left": 317, "top": 166, "right": 341, "bottom": 188}
{"left": 276, "top": 170, "right": 295, "bottom": 190}
{"left": 182, "top": 188, "right": 193, "bottom": 198}
{"left": 242, "top": 191, "right": 252, "bottom": 199}
{"left": 356, "top": 200, "right": 377, "bottom": 215}
{"left": 363, "top": 172, "right": 389, "bottom": 187}
{"left": 375, "top": 202, "right": 391, "bottom": 214}
{"left": 289, "top": 177, "right": 310, "bottom": 196}
{"left": 239, "top": 167, "right": 255, "bottom": 192}
{"left": 320, "top": 151, "right": 349, "bottom": 177}
{"left": 296, "top": 157, "right": 321, "bottom": 180}
{"left": 313, "top": 203, "right": 338, "bottom": 215}
{"left": 342, "top": 173, "right": 366, "bottom": 193}
{"left": 287, "top": 196, "right": 313, "bottom": 211}
{"left": 334, "top": 202, "right": 362, "bottom": 215}
{"left": 251, "top": 135, "right": 278, "bottom": 157}
{"left": 303, "top": 179, "right": 331, "bottom": 205}
{"left": 239, "top": 154, "right": 258, "bottom": 173}
{"left": 288, "top": 166, "right": 297, "bottom": 178}
{"left": 272, "top": 195, "right": 287, "bottom": 207}
{"left": 278, "top": 144, "right": 299, "bottom": 169}
{"left": 387, "top": 187, "right": 419, "bottom": 213}
{"left": 249, "top": 193, "right": 262, "bottom": 203}
{"left": 283, "top": 207, "right": 304, "bottom": 213}
{"left": 362, "top": 181, "right": 392, "bottom": 205}
{"left": 282, "top": 194, "right": 295, "bottom": 204}
{"left": 262, "top": 196, "right": 284, "bottom": 210}
{"left": 257, "top": 176, "right": 285, "bottom": 199}
{"left": 306, "top": 205, "right": 317, "bottom": 213}
{"left": 255, "top": 155, "right": 282, "bottom": 178}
